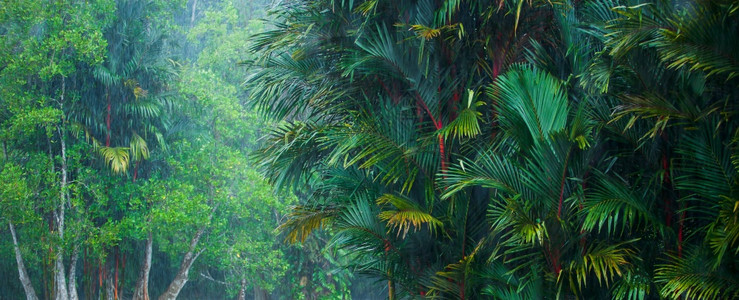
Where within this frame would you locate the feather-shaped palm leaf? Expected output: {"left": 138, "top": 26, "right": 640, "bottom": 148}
{"left": 377, "top": 193, "right": 442, "bottom": 238}
{"left": 98, "top": 146, "right": 130, "bottom": 174}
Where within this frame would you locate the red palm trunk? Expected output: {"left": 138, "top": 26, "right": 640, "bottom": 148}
{"left": 133, "top": 161, "right": 140, "bottom": 182}
{"left": 439, "top": 133, "right": 447, "bottom": 174}
{"left": 99, "top": 261, "right": 103, "bottom": 289}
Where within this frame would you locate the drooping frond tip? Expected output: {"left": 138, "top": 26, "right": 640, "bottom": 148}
{"left": 277, "top": 205, "right": 337, "bottom": 243}
{"left": 98, "top": 146, "right": 130, "bottom": 174}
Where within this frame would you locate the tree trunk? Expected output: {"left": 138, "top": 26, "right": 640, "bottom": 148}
{"left": 68, "top": 245, "right": 79, "bottom": 300}
{"left": 9, "top": 221, "right": 39, "bottom": 300}
{"left": 55, "top": 123, "right": 69, "bottom": 300}
{"left": 157, "top": 227, "right": 206, "bottom": 300}
{"left": 254, "top": 285, "right": 268, "bottom": 300}
{"left": 190, "top": 0, "right": 197, "bottom": 27}
{"left": 387, "top": 278, "right": 395, "bottom": 300}
{"left": 105, "top": 267, "right": 114, "bottom": 300}
{"left": 133, "top": 233, "right": 153, "bottom": 300}
{"left": 53, "top": 216, "right": 68, "bottom": 300}
{"left": 114, "top": 249, "right": 119, "bottom": 300}
{"left": 252, "top": 274, "right": 269, "bottom": 300}
{"left": 237, "top": 278, "right": 247, "bottom": 300}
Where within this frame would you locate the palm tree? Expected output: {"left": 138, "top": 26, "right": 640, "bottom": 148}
{"left": 65, "top": 1, "right": 178, "bottom": 298}
{"left": 248, "top": 0, "right": 563, "bottom": 298}
{"left": 71, "top": 0, "right": 176, "bottom": 177}
{"left": 594, "top": 0, "right": 739, "bottom": 297}
{"left": 247, "top": 0, "right": 739, "bottom": 299}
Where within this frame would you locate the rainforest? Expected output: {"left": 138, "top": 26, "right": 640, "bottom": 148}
{"left": 1, "top": 0, "right": 738, "bottom": 299}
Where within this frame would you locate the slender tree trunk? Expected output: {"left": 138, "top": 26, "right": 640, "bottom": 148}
{"left": 53, "top": 205, "right": 68, "bottom": 300}
{"left": 98, "top": 260, "right": 103, "bottom": 298}
{"left": 662, "top": 153, "right": 672, "bottom": 227}
{"left": 114, "top": 249, "right": 119, "bottom": 300}
{"left": 438, "top": 133, "right": 447, "bottom": 175}
{"left": 157, "top": 227, "right": 206, "bottom": 300}
{"left": 384, "top": 243, "right": 395, "bottom": 300}
{"left": 388, "top": 278, "right": 395, "bottom": 300}
{"left": 133, "top": 233, "right": 152, "bottom": 300}
{"left": 237, "top": 278, "right": 247, "bottom": 300}
{"left": 190, "top": 0, "right": 197, "bottom": 27}
{"left": 9, "top": 221, "right": 39, "bottom": 300}
{"left": 68, "top": 245, "right": 79, "bottom": 300}
{"left": 133, "top": 161, "right": 140, "bottom": 182}
{"left": 55, "top": 121, "right": 69, "bottom": 300}
{"left": 105, "top": 266, "right": 114, "bottom": 300}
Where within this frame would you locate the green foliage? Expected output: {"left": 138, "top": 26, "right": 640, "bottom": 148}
{"left": 0, "top": 163, "right": 35, "bottom": 223}
{"left": 655, "top": 247, "right": 739, "bottom": 299}
{"left": 246, "top": 0, "right": 739, "bottom": 299}
{"left": 278, "top": 205, "right": 337, "bottom": 244}
{"left": 0, "top": 0, "right": 300, "bottom": 299}
{"left": 377, "top": 194, "right": 443, "bottom": 238}
{"left": 490, "top": 66, "right": 570, "bottom": 152}
{"left": 3, "top": 0, "right": 738, "bottom": 299}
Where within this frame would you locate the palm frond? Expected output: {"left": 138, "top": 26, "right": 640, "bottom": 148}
{"left": 675, "top": 125, "right": 735, "bottom": 207}
{"left": 705, "top": 194, "right": 739, "bottom": 266}
{"left": 581, "top": 175, "right": 660, "bottom": 236}
{"left": 479, "top": 260, "right": 544, "bottom": 300}
{"left": 488, "top": 194, "right": 548, "bottom": 247}
{"left": 656, "top": 247, "right": 739, "bottom": 299}
{"left": 605, "top": 3, "right": 665, "bottom": 59}
{"left": 440, "top": 149, "right": 524, "bottom": 199}
{"left": 610, "top": 269, "right": 652, "bottom": 300}
{"left": 323, "top": 103, "right": 429, "bottom": 193}
{"left": 437, "top": 89, "right": 484, "bottom": 141}
{"left": 654, "top": 2, "right": 739, "bottom": 81}
{"left": 98, "top": 146, "right": 130, "bottom": 174}
{"left": 489, "top": 65, "right": 569, "bottom": 152}
{"left": 330, "top": 200, "right": 389, "bottom": 257}
{"left": 251, "top": 121, "right": 330, "bottom": 191}
{"left": 129, "top": 132, "right": 150, "bottom": 162}
{"left": 568, "top": 239, "right": 637, "bottom": 289}
{"left": 377, "top": 193, "right": 442, "bottom": 238}
{"left": 278, "top": 205, "right": 338, "bottom": 243}
{"left": 426, "top": 239, "right": 485, "bottom": 299}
